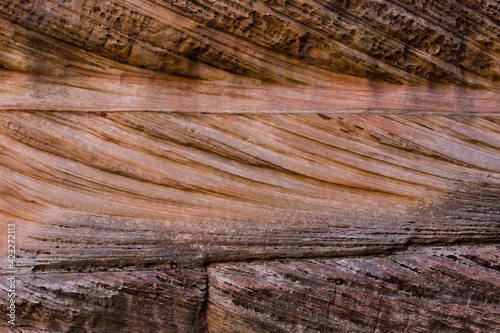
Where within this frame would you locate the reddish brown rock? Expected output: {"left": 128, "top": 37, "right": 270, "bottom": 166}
{"left": 207, "top": 245, "right": 500, "bottom": 332}
{"left": 2, "top": 0, "right": 499, "bottom": 86}
{"left": 1, "top": 112, "right": 499, "bottom": 275}
{"left": 0, "top": 269, "right": 207, "bottom": 332}
{"left": 0, "top": 0, "right": 499, "bottom": 112}
{"left": 0, "top": 0, "right": 499, "bottom": 331}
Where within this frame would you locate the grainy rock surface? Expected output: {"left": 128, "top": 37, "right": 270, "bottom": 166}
{"left": 1, "top": 112, "right": 499, "bottom": 331}
{"left": 207, "top": 245, "right": 500, "bottom": 332}
{"left": 1, "top": 112, "right": 499, "bottom": 273}
{"left": 1, "top": 0, "right": 499, "bottom": 86}
{"left": 0, "top": 0, "right": 499, "bottom": 332}
{"left": 0, "top": 0, "right": 499, "bottom": 112}
{"left": 0, "top": 269, "right": 207, "bottom": 332}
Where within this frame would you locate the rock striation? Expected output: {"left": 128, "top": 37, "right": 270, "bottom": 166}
{"left": 2, "top": 0, "right": 500, "bottom": 86}
{"left": 1, "top": 111, "right": 499, "bottom": 331}
{"left": 1, "top": 269, "right": 207, "bottom": 332}
{"left": 208, "top": 245, "right": 500, "bottom": 332}
{"left": 1, "top": 112, "right": 499, "bottom": 273}
{"left": 0, "top": 0, "right": 499, "bottom": 112}
{"left": 0, "top": 0, "right": 499, "bottom": 332}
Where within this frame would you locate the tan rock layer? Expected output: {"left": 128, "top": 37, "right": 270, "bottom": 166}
{"left": 207, "top": 245, "right": 500, "bottom": 332}
{"left": 2, "top": 70, "right": 500, "bottom": 113}
{"left": 1, "top": 112, "right": 498, "bottom": 273}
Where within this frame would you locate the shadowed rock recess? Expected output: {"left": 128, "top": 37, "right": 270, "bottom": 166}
{"left": 0, "top": 0, "right": 499, "bottom": 332}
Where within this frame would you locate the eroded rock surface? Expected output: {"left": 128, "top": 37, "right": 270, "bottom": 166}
{"left": 0, "top": 0, "right": 499, "bottom": 112}
{"left": 2, "top": 0, "right": 500, "bottom": 85}
{"left": 0, "top": 0, "right": 499, "bottom": 332}
{"left": 207, "top": 245, "right": 500, "bottom": 332}
{"left": 0, "top": 269, "right": 207, "bottom": 332}
{"left": 0, "top": 111, "right": 499, "bottom": 331}
{"left": 1, "top": 112, "right": 499, "bottom": 274}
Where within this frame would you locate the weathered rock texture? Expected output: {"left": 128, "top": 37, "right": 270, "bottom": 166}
{"left": 1, "top": 112, "right": 499, "bottom": 273}
{"left": 0, "top": 269, "right": 207, "bottom": 332}
{"left": 2, "top": 0, "right": 500, "bottom": 83}
{"left": 207, "top": 245, "right": 500, "bottom": 332}
{"left": 1, "top": 112, "right": 499, "bottom": 331}
{"left": 0, "top": 0, "right": 499, "bottom": 332}
{"left": 0, "top": 0, "right": 500, "bottom": 112}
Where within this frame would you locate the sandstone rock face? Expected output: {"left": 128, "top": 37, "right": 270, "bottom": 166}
{"left": 0, "top": 0, "right": 499, "bottom": 112}
{"left": 1, "top": 269, "right": 207, "bottom": 332}
{"left": 1, "top": 112, "right": 500, "bottom": 273}
{"left": 207, "top": 245, "right": 500, "bottom": 332}
{"left": 0, "top": 0, "right": 499, "bottom": 332}
{"left": 2, "top": 0, "right": 500, "bottom": 86}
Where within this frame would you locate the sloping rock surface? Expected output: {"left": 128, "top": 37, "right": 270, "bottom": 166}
{"left": 0, "top": 0, "right": 499, "bottom": 332}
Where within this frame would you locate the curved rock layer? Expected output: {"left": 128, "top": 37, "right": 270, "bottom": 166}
{"left": 1, "top": 112, "right": 499, "bottom": 274}
{"left": 1, "top": 0, "right": 500, "bottom": 112}
{"left": 2, "top": 0, "right": 500, "bottom": 85}
{"left": 0, "top": 0, "right": 500, "bottom": 331}
{"left": 207, "top": 245, "right": 500, "bottom": 332}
